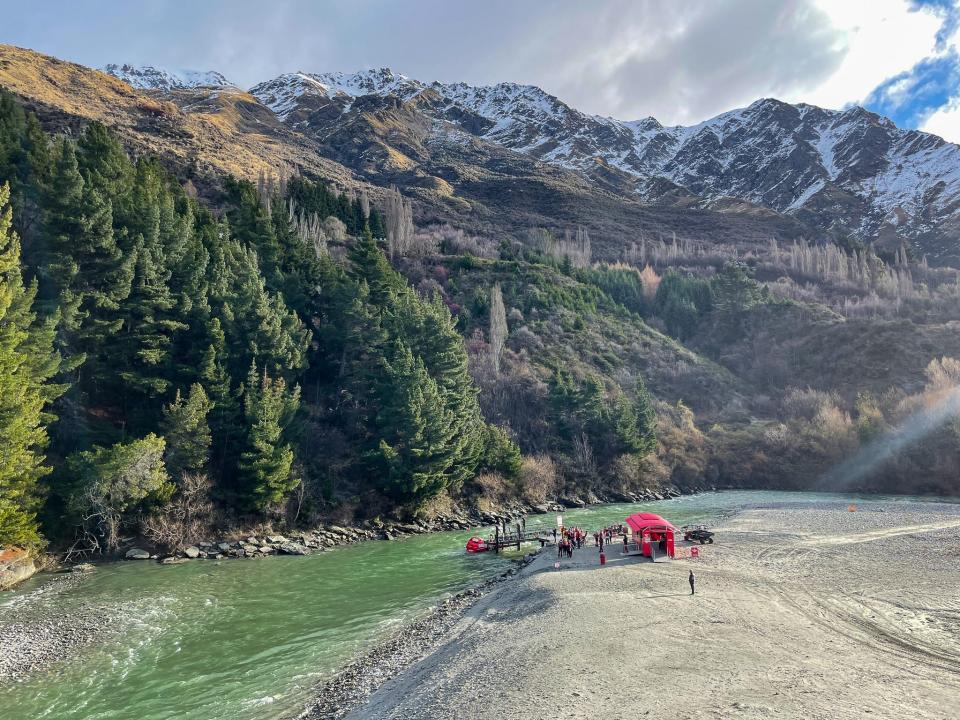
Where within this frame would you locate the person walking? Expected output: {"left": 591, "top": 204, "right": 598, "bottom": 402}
{"left": 689, "top": 570, "right": 696, "bottom": 595}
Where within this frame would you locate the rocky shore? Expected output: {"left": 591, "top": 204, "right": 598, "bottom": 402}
{"left": 0, "top": 564, "right": 102, "bottom": 683}
{"left": 112, "top": 486, "right": 690, "bottom": 567}
{"left": 0, "top": 486, "right": 689, "bottom": 689}
{"left": 116, "top": 506, "right": 553, "bottom": 565}
{"left": 298, "top": 550, "right": 541, "bottom": 720}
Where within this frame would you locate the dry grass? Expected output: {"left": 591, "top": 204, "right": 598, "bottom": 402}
{"left": 0, "top": 44, "right": 357, "bottom": 188}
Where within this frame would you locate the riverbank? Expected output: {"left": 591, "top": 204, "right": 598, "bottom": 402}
{"left": 299, "top": 551, "right": 541, "bottom": 720}
{"left": 338, "top": 499, "right": 960, "bottom": 720}
{"left": 21, "top": 485, "right": 687, "bottom": 581}
{"left": 0, "top": 566, "right": 103, "bottom": 681}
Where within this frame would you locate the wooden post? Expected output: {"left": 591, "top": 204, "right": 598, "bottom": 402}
{"left": 516, "top": 523, "right": 521, "bottom": 551}
{"left": 494, "top": 525, "right": 499, "bottom": 553}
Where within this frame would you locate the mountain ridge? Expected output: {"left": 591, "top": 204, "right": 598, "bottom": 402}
{"left": 239, "top": 67, "right": 960, "bottom": 262}
{"left": 103, "top": 63, "right": 236, "bottom": 90}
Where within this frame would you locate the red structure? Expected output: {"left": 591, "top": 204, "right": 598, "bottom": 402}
{"left": 625, "top": 512, "right": 677, "bottom": 559}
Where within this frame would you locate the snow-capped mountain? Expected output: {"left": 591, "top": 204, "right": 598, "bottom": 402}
{"left": 250, "top": 68, "right": 960, "bottom": 257}
{"left": 104, "top": 63, "right": 235, "bottom": 91}
{"left": 249, "top": 68, "right": 429, "bottom": 121}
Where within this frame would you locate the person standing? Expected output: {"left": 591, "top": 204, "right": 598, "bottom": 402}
{"left": 689, "top": 570, "right": 696, "bottom": 595}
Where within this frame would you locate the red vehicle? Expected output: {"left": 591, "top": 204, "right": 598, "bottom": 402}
{"left": 465, "top": 536, "right": 489, "bottom": 553}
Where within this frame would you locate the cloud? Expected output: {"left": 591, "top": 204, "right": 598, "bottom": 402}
{"left": 917, "top": 1, "right": 960, "bottom": 141}
{"left": 864, "top": 52, "right": 960, "bottom": 127}
{"left": 923, "top": 97, "right": 960, "bottom": 140}
{"left": 0, "top": 0, "right": 954, "bottom": 128}
{"left": 540, "top": 0, "right": 849, "bottom": 123}
{"left": 797, "top": 0, "right": 943, "bottom": 109}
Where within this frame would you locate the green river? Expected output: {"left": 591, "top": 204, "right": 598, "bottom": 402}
{"left": 3, "top": 490, "right": 952, "bottom": 720}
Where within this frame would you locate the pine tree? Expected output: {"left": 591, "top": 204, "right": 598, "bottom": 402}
{"left": 238, "top": 364, "right": 300, "bottom": 511}
{"left": 40, "top": 139, "right": 132, "bottom": 379}
{"left": 370, "top": 342, "right": 459, "bottom": 505}
{"left": 348, "top": 225, "right": 403, "bottom": 307}
{"left": 200, "top": 318, "right": 241, "bottom": 482}
{"left": 76, "top": 122, "right": 132, "bottom": 202}
{"left": 632, "top": 377, "right": 657, "bottom": 456}
{"left": 161, "top": 383, "right": 212, "bottom": 481}
{"left": 0, "top": 183, "right": 64, "bottom": 548}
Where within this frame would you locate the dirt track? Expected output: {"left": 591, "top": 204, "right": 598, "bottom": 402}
{"left": 345, "top": 500, "right": 960, "bottom": 720}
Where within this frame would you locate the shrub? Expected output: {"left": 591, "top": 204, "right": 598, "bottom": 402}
{"left": 65, "top": 434, "right": 173, "bottom": 552}
{"left": 518, "top": 455, "right": 558, "bottom": 504}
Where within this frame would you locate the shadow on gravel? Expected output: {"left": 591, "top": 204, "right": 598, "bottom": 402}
{"left": 633, "top": 593, "right": 691, "bottom": 599}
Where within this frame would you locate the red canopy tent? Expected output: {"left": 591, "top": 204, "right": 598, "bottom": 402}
{"left": 625, "top": 512, "right": 677, "bottom": 558}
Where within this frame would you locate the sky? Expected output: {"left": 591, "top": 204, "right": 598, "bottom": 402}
{"left": 3, "top": 0, "right": 960, "bottom": 141}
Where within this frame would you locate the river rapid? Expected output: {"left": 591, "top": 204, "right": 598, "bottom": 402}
{"left": 2, "top": 490, "right": 952, "bottom": 720}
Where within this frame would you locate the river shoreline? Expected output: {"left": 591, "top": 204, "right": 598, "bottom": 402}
{"left": 0, "top": 488, "right": 686, "bottom": 689}
{"left": 297, "top": 550, "right": 541, "bottom": 720}
{"left": 11, "top": 484, "right": 690, "bottom": 587}
{"left": 338, "top": 498, "right": 960, "bottom": 720}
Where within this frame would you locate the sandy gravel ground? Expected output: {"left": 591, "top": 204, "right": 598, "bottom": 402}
{"left": 346, "top": 500, "right": 960, "bottom": 720}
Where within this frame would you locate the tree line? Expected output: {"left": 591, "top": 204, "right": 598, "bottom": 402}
{"left": 0, "top": 92, "right": 520, "bottom": 553}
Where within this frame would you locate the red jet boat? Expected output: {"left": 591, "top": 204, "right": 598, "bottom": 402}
{"left": 465, "top": 536, "right": 489, "bottom": 553}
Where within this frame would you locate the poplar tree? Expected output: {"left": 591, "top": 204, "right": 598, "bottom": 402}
{"left": 489, "top": 282, "right": 507, "bottom": 376}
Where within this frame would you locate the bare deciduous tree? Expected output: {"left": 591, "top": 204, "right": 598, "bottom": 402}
{"left": 531, "top": 226, "right": 592, "bottom": 268}
{"left": 142, "top": 473, "right": 214, "bottom": 552}
{"left": 489, "top": 283, "right": 507, "bottom": 376}
{"left": 385, "top": 186, "right": 415, "bottom": 259}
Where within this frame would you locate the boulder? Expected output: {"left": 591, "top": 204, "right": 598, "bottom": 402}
{"left": 240, "top": 543, "right": 258, "bottom": 554}
{"left": 160, "top": 556, "right": 186, "bottom": 565}
{"left": 0, "top": 548, "right": 37, "bottom": 590}
{"left": 183, "top": 546, "right": 200, "bottom": 559}
{"left": 125, "top": 548, "right": 151, "bottom": 560}
{"left": 217, "top": 542, "right": 233, "bottom": 552}
{"left": 71, "top": 562, "right": 96, "bottom": 573}
{"left": 265, "top": 535, "right": 287, "bottom": 544}
{"left": 279, "top": 542, "right": 310, "bottom": 556}
{"left": 258, "top": 545, "right": 274, "bottom": 554}
{"left": 246, "top": 536, "right": 261, "bottom": 546}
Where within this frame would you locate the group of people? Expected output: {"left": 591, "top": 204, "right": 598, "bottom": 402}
{"left": 552, "top": 526, "right": 588, "bottom": 557}
{"left": 546, "top": 520, "right": 699, "bottom": 596}
{"left": 598, "top": 524, "right": 630, "bottom": 546}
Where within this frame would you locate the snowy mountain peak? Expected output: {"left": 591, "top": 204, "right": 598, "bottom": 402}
{"left": 103, "top": 64, "right": 235, "bottom": 91}
{"left": 248, "top": 67, "right": 960, "bottom": 257}
{"left": 249, "top": 68, "right": 425, "bottom": 119}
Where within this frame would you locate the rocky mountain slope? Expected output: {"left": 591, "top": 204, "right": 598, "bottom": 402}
{"left": 12, "top": 47, "right": 960, "bottom": 264}
{"left": 248, "top": 69, "right": 960, "bottom": 263}
{"left": 0, "top": 47, "right": 803, "bottom": 260}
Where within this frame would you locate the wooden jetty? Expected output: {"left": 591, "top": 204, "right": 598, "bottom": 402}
{"left": 489, "top": 523, "right": 553, "bottom": 553}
